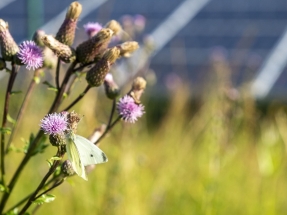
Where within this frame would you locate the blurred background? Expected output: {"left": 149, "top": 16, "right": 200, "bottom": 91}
{"left": 1, "top": 0, "right": 287, "bottom": 214}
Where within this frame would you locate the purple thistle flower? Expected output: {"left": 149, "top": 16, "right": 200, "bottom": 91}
{"left": 83, "top": 22, "right": 102, "bottom": 38}
{"left": 18, "top": 40, "right": 43, "bottom": 70}
{"left": 40, "top": 113, "right": 68, "bottom": 135}
{"left": 117, "top": 95, "right": 144, "bottom": 123}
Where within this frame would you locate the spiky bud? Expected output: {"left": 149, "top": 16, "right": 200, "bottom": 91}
{"left": 104, "top": 73, "right": 120, "bottom": 99}
{"left": 61, "top": 160, "right": 75, "bottom": 177}
{"left": 67, "top": 111, "right": 81, "bottom": 133}
{"left": 76, "top": 28, "right": 113, "bottom": 64}
{"left": 32, "top": 30, "right": 46, "bottom": 47}
{"left": 129, "top": 77, "right": 146, "bottom": 103}
{"left": 104, "top": 20, "right": 122, "bottom": 36}
{"left": 86, "top": 47, "right": 120, "bottom": 87}
{"left": 41, "top": 35, "right": 76, "bottom": 63}
{"left": 55, "top": 1, "right": 82, "bottom": 46}
{"left": 0, "top": 58, "right": 6, "bottom": 70}
{"left": 49, "top": 134, "right": 66, "bottom": 147}
{"left": 117, "top": 41, "right": 139, "bottom": 57}
{"left": 0, "top": 19, "right": 19, "bottom": 61}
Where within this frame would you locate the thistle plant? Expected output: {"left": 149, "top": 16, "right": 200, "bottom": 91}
{"left": 0, "top": 2, "right": 147, "bottom": 214}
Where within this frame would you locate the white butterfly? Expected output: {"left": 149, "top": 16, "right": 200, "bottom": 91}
{"left": 66, "top": 132, "right": 108, "bottom": 180}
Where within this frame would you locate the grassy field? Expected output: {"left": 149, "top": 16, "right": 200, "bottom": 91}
{"left": 2, "top": 68, "right": 287, "bottom": 215}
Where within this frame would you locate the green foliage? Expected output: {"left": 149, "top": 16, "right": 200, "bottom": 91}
{"left": 32, "top": 194, "right": 55, "bottom": 205}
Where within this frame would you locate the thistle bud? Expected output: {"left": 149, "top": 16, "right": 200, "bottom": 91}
{"left": 61, "top": 160, "right": 75, "bottom": 177}
{"left": 0, "top": 58, "right": 6, "bottom": 70}
{"left": 55, "top": 1, "right": 82, "bottom": 46}
{"left": 104, "top": 20, "right": 122, "bottom": 36}
{"left": 86, "top": 47, "right": 120, "bottom": 87}
{"left": 41, "top": 35, "right": 76, "bottom": 63}
{"left": 129, "top": 77, "right": 146, "bottom": 103}
{"left": 0, "top": 19, "right": 19, "bottom": 61}
{"left": 32, "top": 30, "right": 46, "bottom": 47}
{"left": 67, "top": 111, "right": 81, "bottom": 133}
{"left": 76, "top": 28, "right": 113, "bottom": 64}
{"left": 117, "top": 41, "right": 139, "bottom": 57}
{"left": 49, "top": 134, "right": 66, "bottom": 147}
{"left": 104, "top": 73, "right": 120, "bottom": 99}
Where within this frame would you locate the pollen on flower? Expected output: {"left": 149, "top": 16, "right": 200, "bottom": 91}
{"left": 40, "top": 113, "right": 68, "bottom": 135}
{"left": 83, "top": 22, "right": 102, "bottom": 37}
{"left": 117, "top": 95, "right": 144, "bottom": 123}
{"left": 17, "top": 40, "right": 43, "bottom": 70}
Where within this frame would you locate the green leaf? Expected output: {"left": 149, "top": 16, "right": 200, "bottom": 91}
{"left": 11, "top": 91, "right": 22, "bottom": 95}
{"left": 7, "top": 144, "right": 25, "bottom": 153}
{"left": 0, "top": 182, "right": 9, "bottom": 193}
{"left": 43, "top": 81, "right": 57, "bottom": 92}
{"left": 7, "top": 114, "right": 16, "bottom": 125}
{"left": 33, "top": 76, "right": 40, "bottom": 84}
{"left": 46, "top": 156, "right": 62, "bottom": 167}
{"left": 5, "top": 208, "right": 19, "bottom": 215}
{"left": 0, "top": 127, "right": 11, "bottom": 134}
{"left": 33, "top": 194, "right": 56, "bottom": 205}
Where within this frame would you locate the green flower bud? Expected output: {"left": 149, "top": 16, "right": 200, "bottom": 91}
{"left": 86, "top": 47, "right": 120, "bottom": 87}
{"left": 61, "top": 160, "right": 75, "bottom": 177}
{"left": 0, "top": 19, "right": 19, "bottom": 61}
{"left": 55, "top": 1, "right": 82, "bottom": 46}
{"left": 41, "top": 35, "right": 76, "bottom": 63}
{"left": 49, "top": 134, "right": 66, "bottom": 147}
{"left": 76, "top": 28, "right": 113, "bottom": 64}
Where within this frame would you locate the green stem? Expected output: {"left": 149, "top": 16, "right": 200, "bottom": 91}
{"left": 18, "top": 151, "right": 64, "bottom": 215}
{"left": 4, "top": 175, "right": 62, "bottom": 213}
{"left": 62, "top": 85, "right": 91, "bottom": 111}
{"left": 1, "top": 62, "right": 18, "bottom": 184}
{"left": 95, "top": 116, "right": 121, "bottom": 145}
{"left": 55, "top": 58, "right": 61, "bottom": 90}
{"left": 0, "top": 61, "right": 77, "bottom": 213}
{"left": 6, "top": 69, "right": 40, "bottom": 153}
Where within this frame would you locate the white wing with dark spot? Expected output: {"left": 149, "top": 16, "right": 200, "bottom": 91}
{"left": 75, "top": 134, "right": 108, "bottom": 166}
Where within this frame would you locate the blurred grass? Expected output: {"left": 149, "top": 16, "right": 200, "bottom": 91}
{"left": 2, "top": 66, "right": 287, "bottom": 215}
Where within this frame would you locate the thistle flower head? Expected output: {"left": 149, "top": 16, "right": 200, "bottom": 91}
{"left": 84, "top": 22, "right": 102, "bottom": 38}
{"left": 117, "top": 95, "right": 144, "bottom": 123}
{"left": 17, "top": 40, "right": 43, "bottom": 70}
{"left": 40, "top": 113, "right": 68, "bottom": 135}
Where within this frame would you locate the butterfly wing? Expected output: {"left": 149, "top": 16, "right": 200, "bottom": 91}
{"left": 66, "top": 134, "right": 88, "bottom": 180}
{"left": 75, "top": 134, "right": 108, "bottom": 166}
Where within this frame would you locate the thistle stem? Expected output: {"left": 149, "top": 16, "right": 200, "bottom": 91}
{"left": 0, "top": 62, "right": 18, "bottom": 184}
{"left": 6, "top": 69, "right": 40, "bottom": 153}
{"left": 95, "top": 115, "right": 121, "bottom": 145}
{"left": 55, "top": 58, "right": 61, "bottom": 90}
{"left": 4, "top": 176, "right": 62, "bottom": 213}
{"left": 48, "top": 61, "right": 78, "bottom": 113}
{"left": 62, "top": 85, "right": 91, "bottom": 111}
{"left": 18, "top": 151, "right": 64, "bottom": 215}
{"left": 0, "top": 62, "right": 77, "bottom": 213}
